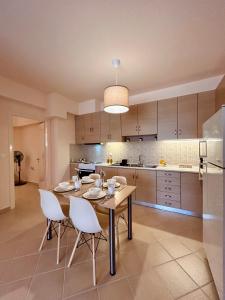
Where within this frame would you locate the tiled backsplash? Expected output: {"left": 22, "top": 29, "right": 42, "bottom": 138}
{"left": 70, "top": 140, "right": 200, "bottom": 166}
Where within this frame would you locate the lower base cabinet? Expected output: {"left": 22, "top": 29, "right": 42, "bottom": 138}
{"left": 135, "top": 169, "right": 156, "bottom": 203}
{"left": 95, "top": 166, "right": 118, "bottom": 180}
{"left": 181, "top": 173, "right": 202, "bottom": 214}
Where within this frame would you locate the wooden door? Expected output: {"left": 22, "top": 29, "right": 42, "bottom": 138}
{"left": 138, "top": 101, "right": 157, "bottom": 135}
{"left": 117, "top": 167, "right": 136, "bottom": 186}
{"left": 109, "top": 114, "right": 122, "bottom": 141}
{"left": 157, "top": 98, "right": 178, "bottom": 140}
{"left": 178, "top": 94, "right": 197, "bottom": 139}
{"left": 100, "top": 112, "right": 110, "bottom": 142}
{"left": 181, "top": 173, "right": 202, "bottom": 214}
{"left": 135, "top": 169, "right": 156, "bottom": 203}
{"left": 75, "top": 115, "right": 85, "bottom": 144}
{"left": 121, "top": 105, "right": 138, "bottom": 136}
{"left": 198, "top": 91, "right": 215, "bottom": 138}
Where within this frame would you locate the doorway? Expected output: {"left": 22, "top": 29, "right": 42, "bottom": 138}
{"left": 12, "top": 116, "right": 46, "bottom": 207}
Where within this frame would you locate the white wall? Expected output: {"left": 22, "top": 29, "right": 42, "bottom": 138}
{"left": 14, "top": 123, "right": 45, "bottom": 184}
{"left": 47, "top": 92, "right": 78, "bottom": 118}
{"left": 50, "top": 113, "right": 75, "bottom": 186}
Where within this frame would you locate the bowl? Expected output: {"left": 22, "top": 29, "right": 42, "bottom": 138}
{"left": 88, "top": 187, "right": 101, "bottom": 197}
{"left": 59, "top": 181, "right": 70, "bottom": 188}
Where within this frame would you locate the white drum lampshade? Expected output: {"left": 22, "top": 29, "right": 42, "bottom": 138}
{"left": 104, "top": 85, "right": 129, "bottom": 114}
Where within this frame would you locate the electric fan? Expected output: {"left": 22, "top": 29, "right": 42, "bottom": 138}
{"left": 14, "top": 150, "right": 26, "bottom": 186}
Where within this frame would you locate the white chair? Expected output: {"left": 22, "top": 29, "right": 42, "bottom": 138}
{"left": 89, "top": 173, "right": 101, "bottom": 180}
{"left": 68, "top": 196, "right": 106, "bottom": 286}
{"left": 38, "top": 189, "right": 68, "bottom": 264}
{"left": 112, "top": 176, "right": 127, "bottom": 185}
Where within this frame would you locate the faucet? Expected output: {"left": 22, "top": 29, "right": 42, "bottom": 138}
{"left": 138, "top": 154, "right": 144, "bottom": 166}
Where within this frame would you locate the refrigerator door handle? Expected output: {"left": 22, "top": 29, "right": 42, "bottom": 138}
{"left": 199, "top": 162, "right": 207, "bottom": 181}
{"left": 199, "top": 140, "right": 207, "bottom": 158}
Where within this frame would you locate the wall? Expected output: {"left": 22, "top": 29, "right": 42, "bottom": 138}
{"left": 0, "top": 96, "right": 46, "bottom": 210}
{"left": 215, "top": 75, "right": 225, "bottom": 111}
{"left": 50, "top": 113, "right": 75, "bottom": 186}
{"left": 13, "top": 123, "right": 45, "bottom": 184}
{"left": 70, "top": 139, "right": 200, "bottom": 166}
{"left": 47, "top": 92, "right": 78, "bottom": 118}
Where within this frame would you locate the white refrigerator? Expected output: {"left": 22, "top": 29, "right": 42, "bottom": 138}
{"left": 202, "top": 106, "right": 225, "bottom": 300}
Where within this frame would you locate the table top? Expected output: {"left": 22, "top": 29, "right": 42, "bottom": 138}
{"left": 53, "top": 183, "right": 136, "bottom": 210}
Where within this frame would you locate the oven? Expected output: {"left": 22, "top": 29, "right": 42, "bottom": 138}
{"left": 78, "top": 163, "right": 96, "bottom": 178}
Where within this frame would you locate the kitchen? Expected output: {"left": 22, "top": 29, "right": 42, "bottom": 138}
{"left": 0, "top": 1, "right": 225, "bottom": 299}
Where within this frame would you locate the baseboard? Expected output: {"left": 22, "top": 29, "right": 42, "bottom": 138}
{"left": 0, "top": 207, "right": 10, "bottom": 214}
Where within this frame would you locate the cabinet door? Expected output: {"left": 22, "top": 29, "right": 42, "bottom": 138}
{"left": 100, "top": 112, "right": 110, "bottom": 142}
{"left": 75, "top": 115, "right": 85, "bottom": 144}
{"left": 83, "top": 113, "right": 92, "bottom": 143}
{"left": 117, "top": 168, "right": 136, "bottom": 186}
{"left": 158, "top": 98, "right": 178, "bottom": 140}
{"left": 178, "top": 94, "right": 197, "bottom": 139}
{"left": 138, "top": 101, "right": 157, "bottom": 135}
{"left": 198, "top": 91, "right": 215, "bottom": 138}
{"left": 121, "top": 105, "right": 138, "bottom": 136}
{"left": 181, "top": 173, "right": 202, "bottom": 214}
{"left": 109, "top": 114, "right": 122, "bottom": 141}
{"left": 91, "top": 112, "right": 101, "bottom": 143}
{"left": 135, "top": 169, "right": 156, "bottom": 203}
{"left": 95, "top": 166, "right": 118, "bottom": 180}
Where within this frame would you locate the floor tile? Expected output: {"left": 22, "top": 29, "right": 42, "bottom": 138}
{"left": 0, "top": 278, "right": 31, "bottom": 300}
{"left": 159, "top": 237, "right": 192, "bottom": 258}
{"left": 2, "top": 254, "right": 39, "bottom": 283}
{"left": 98, "top": 278, "right": 133, "bottom": 300}
{"left": 201, "top": 282, "right": 220, "bottom": 299}
{"left": 179, "top": 288, "right": 209, "bottom": 299}
{"left": 128, "top": 268, "right": 173, "bottom": 300}
{"left": 177, "top": 253, "right": 213, "bottom": 286}
{"left": 36, "top": 247, "right": 66, "bottom": 274}
{"left": 27, "top": 269, "right": 64, "bottom": 300}
{"left": 65, "top": 288, "right": 99, "bottom": 300}
{"left": 66, "top": 243, "right": 92, "bottom": 265}
{"left": 155, "top": 261, "right": 198, "bottom": 298}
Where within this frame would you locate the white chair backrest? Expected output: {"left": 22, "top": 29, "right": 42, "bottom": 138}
{"left": 112, "top": 176, "right": 127, "bottom": 185}
{"left": 89, "top": 173, "right": 100, "bottom": 180}
{"left": 69, "top": 196, "right": 102, "bottom": 234}
{"left": 39, "top": 189, "right": 66, "bottom": 221}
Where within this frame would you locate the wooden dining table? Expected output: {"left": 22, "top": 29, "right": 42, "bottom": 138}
{"left": 49, "top": 182, "right": 136, "bottom": 276}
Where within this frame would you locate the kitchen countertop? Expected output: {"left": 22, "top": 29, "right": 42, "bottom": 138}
{"left": 95, "top": 163, "right": 200, "bottom": 174}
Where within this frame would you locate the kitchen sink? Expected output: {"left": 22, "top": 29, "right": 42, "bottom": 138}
{"left": 111, "top": 163, "right": 158, "bottom": 169}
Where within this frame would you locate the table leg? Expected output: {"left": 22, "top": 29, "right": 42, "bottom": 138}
{"left": 109, "top": 209, "right": 116, "bottom": 275}
{"left": 47, "top": 218, "right": 52, "bottom": 240}
{"left": 128, "top": 195, "right": 132, "bottom": 240}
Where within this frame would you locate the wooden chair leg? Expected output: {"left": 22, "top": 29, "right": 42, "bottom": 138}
{"left": 92, "top": 234, "right": 96, "bottom": 286}
{"left": 39, "top": 220, "right": 51, "bottom": 251}
{"left": 68, "top": 231, "right": 81, "bottom": 267}
{"left": 57, "top": 222, "right": 61, "bottom": 264}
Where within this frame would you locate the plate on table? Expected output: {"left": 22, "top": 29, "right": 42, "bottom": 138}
{"left": 81, "top": 178, "right": 95, "bottom": 184}
{"left": 82, "top": 191, "right": 106, "bottom": 200}
{"left": 53, "top": 185, "right": 75, "bottom": 193}
{"left": 103, "top": 182, "right": 120, "bottom": 188}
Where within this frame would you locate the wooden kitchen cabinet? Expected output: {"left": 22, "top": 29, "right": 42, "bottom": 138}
{"left": 138, "top": 101, "right": 157, "bottom": 135}
{"left": 100, "top": 112, "right": 122, "bottom": 142}
{"left": 178, "top": 94, "right": 198, "bottom": 139}
{"left": 198, "top": 91, "right": 215, "bottom": 137}
{"left": 181, "top": 173, "right": 202, "bottom": 214}
{"left": 85, "top": 112, "right": 101, "bottom": 143}
{"left": 75, "top": 115, "right": 85, "bottom": 144}
{"left": 117, "top": 167, "right": 136, "bottom": 186}
{"left": 135, "top": 169, "right": 156, "bottom": 203}
{"left": 157, "top": 97, "right": 178, "bottom": 140}
{"left": 121, "top": 105, "right": 138, "bottom": 136}
{"left": 95, "top": 166, "right": 118, "bottom": 180}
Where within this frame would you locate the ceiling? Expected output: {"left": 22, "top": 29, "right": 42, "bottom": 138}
{"left": 0, "top": 0, "right": 225, "bottom": 102}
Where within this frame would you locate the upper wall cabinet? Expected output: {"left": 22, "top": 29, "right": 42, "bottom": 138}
{"left": 100, "top": 112, "right": 122, "bottom": 142}
{"left": 197, "top": 91, "right": 215, "bottom": 138}
{"left": 178, "top": 94, "right": 198, "bottom": 139}
{"left": 75, "top": 112, "right": 100, "bottom": 144}
{"left": 121, "top": 102, "right": 157, "bottom": 136}
{"left": 158, "top": 97, "right": 178, "bottom": 140}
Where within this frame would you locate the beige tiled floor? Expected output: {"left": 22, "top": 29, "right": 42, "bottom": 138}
{"left": 0, "top": 183, "right": 219, "bottom": 300}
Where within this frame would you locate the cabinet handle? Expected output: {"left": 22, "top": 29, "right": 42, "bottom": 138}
{"left": 174, "top": 129, "right": 177, "bottom": 135}
{"left": 178, "top": 129, "right": 182, "bottom": 135}
{"left": 138, "top": 125, "right": 141, "bottom": 131}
